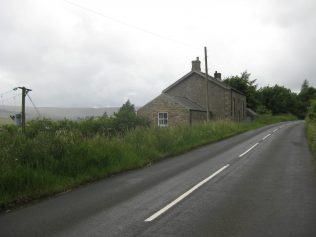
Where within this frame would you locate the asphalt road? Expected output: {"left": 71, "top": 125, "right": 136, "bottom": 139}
{"left": 1, "top": 121, "right": 316, "bottom": 237}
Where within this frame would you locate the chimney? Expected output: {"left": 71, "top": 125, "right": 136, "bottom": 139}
{"left": 214, "top": 70, "right": 221, "bottom": 80}
{"left": 191, "top": 57, "right": 201, "bottom": 72}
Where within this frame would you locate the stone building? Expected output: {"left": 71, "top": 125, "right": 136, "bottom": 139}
{"left": 137, "top": 57, "right": 246, "bottom": 127}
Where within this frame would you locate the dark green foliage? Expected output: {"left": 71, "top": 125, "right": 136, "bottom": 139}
{"left": 306, "top": 120, "right": 316, "bottom": 157}
{"left": 255, "top": 104, "right": 272, "bottom": 115}
{"left": 223, "top": 71, "right": 259, "bottom": 110}
{"left": 297, "top": 80, "right": 316, "bottom": 118}
{"left": 258, "top": 85, "right": 299, "bottom": 115}
{"left": 0, "top": 100, "right": 150, "bottom": 208}
{"left": 22, "top": 100, "right": 149, "bottom": 138}
{"left": 0, "top": 114, "right": 296, "bottom": 209}
{"left": 306, "top": 101, "right": 316, "bottom": 157}
{"left": 224, "top": 73, "right": 316, "bottom": 118}
{"left": 256, "top": 80, "right": 316, "bottom": 118}
{"left": 300, "top": 80, "right": 316, "bottom": 104}
{"left": 307, "top": 100, "right": 316, "bottom": 120}
{"left": 112, "top": 100, "right": 149, "bottom": 133}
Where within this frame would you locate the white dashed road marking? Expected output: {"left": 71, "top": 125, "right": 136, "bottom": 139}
{"left": 145, "top": 164, "right": 230, "bottom": 222}
{"left": 262, "top": 134, "right": 271, "bottom": 141}
{"left": 145, "top": 125, "right": 284, "bottom": 222}
{"left": 238, "top": 143, "right": 259, "bottom": 158}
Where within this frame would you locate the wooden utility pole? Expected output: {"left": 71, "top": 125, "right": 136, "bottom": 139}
{"left": 14, "top": 86, "right": 32, "bottom": 133}
{"left": 204, "top": 46, "right": 210, "bottom": 122}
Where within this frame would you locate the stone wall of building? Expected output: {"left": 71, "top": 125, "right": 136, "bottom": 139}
{"left": 138, "top": 59, "right": 247, "bottom": 126}
{"left": 165, "top": 73, "right": 207, "bottom": 109}
{"left": 137, "top": 94, "right": 189, "bottom": 127}
{"left": 165, "top": 73, "right": 232, "bottom": 120}
{"left": 190, "top": 110, "right": 208, "bottom": 124}
{"left": 231, "top": 90, "right": 247, "bottom": 121}
{"left": 207, "top": 81, "right": 230, "bottom": 120}
{"left": 224, "top": 89, "right": 232, "bottom": 119}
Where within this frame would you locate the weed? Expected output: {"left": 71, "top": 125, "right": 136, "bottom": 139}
{"left": 0, "top": 114, "right": 296, "bottom": 209}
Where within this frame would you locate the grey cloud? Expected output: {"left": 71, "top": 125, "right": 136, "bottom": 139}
{"left": 1, "top": 0, "right": 315, "bottom": 108}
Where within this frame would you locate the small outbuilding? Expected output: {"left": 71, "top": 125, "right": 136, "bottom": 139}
{"left": 246, "top": 108, "right": 258, "bottom": 121}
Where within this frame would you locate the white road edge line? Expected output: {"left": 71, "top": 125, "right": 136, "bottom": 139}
{"left": 144, "top": 164, "right": 230, "bottom": 222}
{"left": 273, "top": 128, "right": 279, "bottom": 133}
{"left": 238, "top": 143, "right": 259, "bottom": 158}
{"left": 262, "top": 133, "right": 271, "bottom": 141}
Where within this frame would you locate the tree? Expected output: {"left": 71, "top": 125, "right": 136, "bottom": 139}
{"left": 307, "top": 100, "right": 316, "bottom": 120}
{"left": 102, "top": 111, "right": 108, "bottom": 118}
{"left": 258, "top": 85, "right": 298, "bottom": 115}
{"left": 223, "top": 71, "right": 259, "bottom": 110}
{"left": 112, "top": 100, "right": 149, "bottom": 132}
{"left": 297, "top": 80, "right": 316, "bottom": 118}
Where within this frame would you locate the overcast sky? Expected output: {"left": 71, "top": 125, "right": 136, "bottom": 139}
{"left": 1, "top": 0, "right": 315, "bottom": 108}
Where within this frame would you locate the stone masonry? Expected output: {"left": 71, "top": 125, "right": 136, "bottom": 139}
{"left": 137, "top": 57, "right": 246, "bottom": 126}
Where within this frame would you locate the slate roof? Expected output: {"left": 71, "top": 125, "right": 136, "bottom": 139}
{"left": 163, "top": 93, "right": 205, "bottom": 111}
{"left": 162, "top": 70, "right": 245, "bottom": 96}
{"left": 246, "top": 108, "right": 258, "bottom": 116}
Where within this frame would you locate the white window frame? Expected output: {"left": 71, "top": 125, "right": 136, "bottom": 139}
{"left": 158, "top": 112, "right": 168, "bottom": 127}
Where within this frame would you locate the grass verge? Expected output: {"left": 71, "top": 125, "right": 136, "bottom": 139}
{"left": 305, "top": 120, "right": 316, "bottom": 156}
{"left": 0, "top": 114, "right": 296, "bottom": 210}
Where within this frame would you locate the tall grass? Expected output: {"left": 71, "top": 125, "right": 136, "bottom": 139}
{"left": 0, "top": 114, "right": 296, "bottom": 209}
{"left": 305, "top": 100, "right": 316, "bottom": 157}
{"left": 306, "top": 120, "right": 316, "bottom": 156}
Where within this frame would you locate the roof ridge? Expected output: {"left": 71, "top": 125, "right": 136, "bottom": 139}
{"left": 162, "top": 71, "right": 195, "bottom": 93}
{"left": 163, "top": 70, "right": 234, "bottom": 93}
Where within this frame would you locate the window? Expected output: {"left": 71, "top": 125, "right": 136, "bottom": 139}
{"left": 158, "top": 112, "right": 168, "bottom": 127}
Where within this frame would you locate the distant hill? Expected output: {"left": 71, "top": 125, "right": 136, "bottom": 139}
{"left": 0, "top": 106, "right": 120, "bottom": 123}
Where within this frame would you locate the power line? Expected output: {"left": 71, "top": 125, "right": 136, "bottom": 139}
{"left": 27, "top": 94, "right": 41, "bottom": 118}
{"left": 0, "top": 93, "right": 21, "bottom": 103}
{"left": 13, "top": 87, "right": 31, "bottom": 134}
{"left": 64, "top": 0, "right": 199, "bottom": 50}
{"left": 0, "top": 89, "right": 15, "bottom": 97}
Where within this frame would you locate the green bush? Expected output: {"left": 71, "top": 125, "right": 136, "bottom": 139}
{"left": 307, "top": 100, "right": 316, "bottom": 120}
{"left": 305, "top": 100, "right": 316, "bottom": 157}
{"left": 0, "top": 114, "right": 296, "bottom": 209}
{"left": 306, "top": 121, "right": 316, "bottom": 156}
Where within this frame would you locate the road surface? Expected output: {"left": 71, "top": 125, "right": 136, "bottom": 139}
{"left": 1, "top": 121, "right": 316, "bottom": 237}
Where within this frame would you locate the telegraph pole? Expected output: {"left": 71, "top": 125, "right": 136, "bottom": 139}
{"left": 204, "top": 46, "right": 210, "bottom": 122}
{"left": 14, "top": 86, "right": 32, "bottom": 133}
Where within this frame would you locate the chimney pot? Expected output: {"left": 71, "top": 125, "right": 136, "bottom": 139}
{"left": 191, "top": 57, "right": 201, "bottom": 72}
{"left": 214, "top": 71, "right": 222, "bottom": 80}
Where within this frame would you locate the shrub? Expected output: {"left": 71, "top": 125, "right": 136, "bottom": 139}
{"left": 0, "top": 114, "right": 296, "bottom": 209}
{"left": 307, "top": 100, "right": 316, "bottom": 120}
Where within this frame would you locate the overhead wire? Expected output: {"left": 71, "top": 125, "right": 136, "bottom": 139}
{"left": 0, "top": 89, "right": 15, "bottom": 97}
{"left": 0, "top": 93, "right": 22, "bottom": 103}
{"left": 63, "top": 0, "right": 200, "bottom": 51}
{"left": 0, "top": 93, "right": 21, "bottom": 119}
{"left": 0, "top": 88, "right": 20, "bottom": 108}
{"left": 2, "top": 2, "right": 202, "bottom": 113}
{"left": 27, "top": 94, "right": 41, "bottom": 118}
